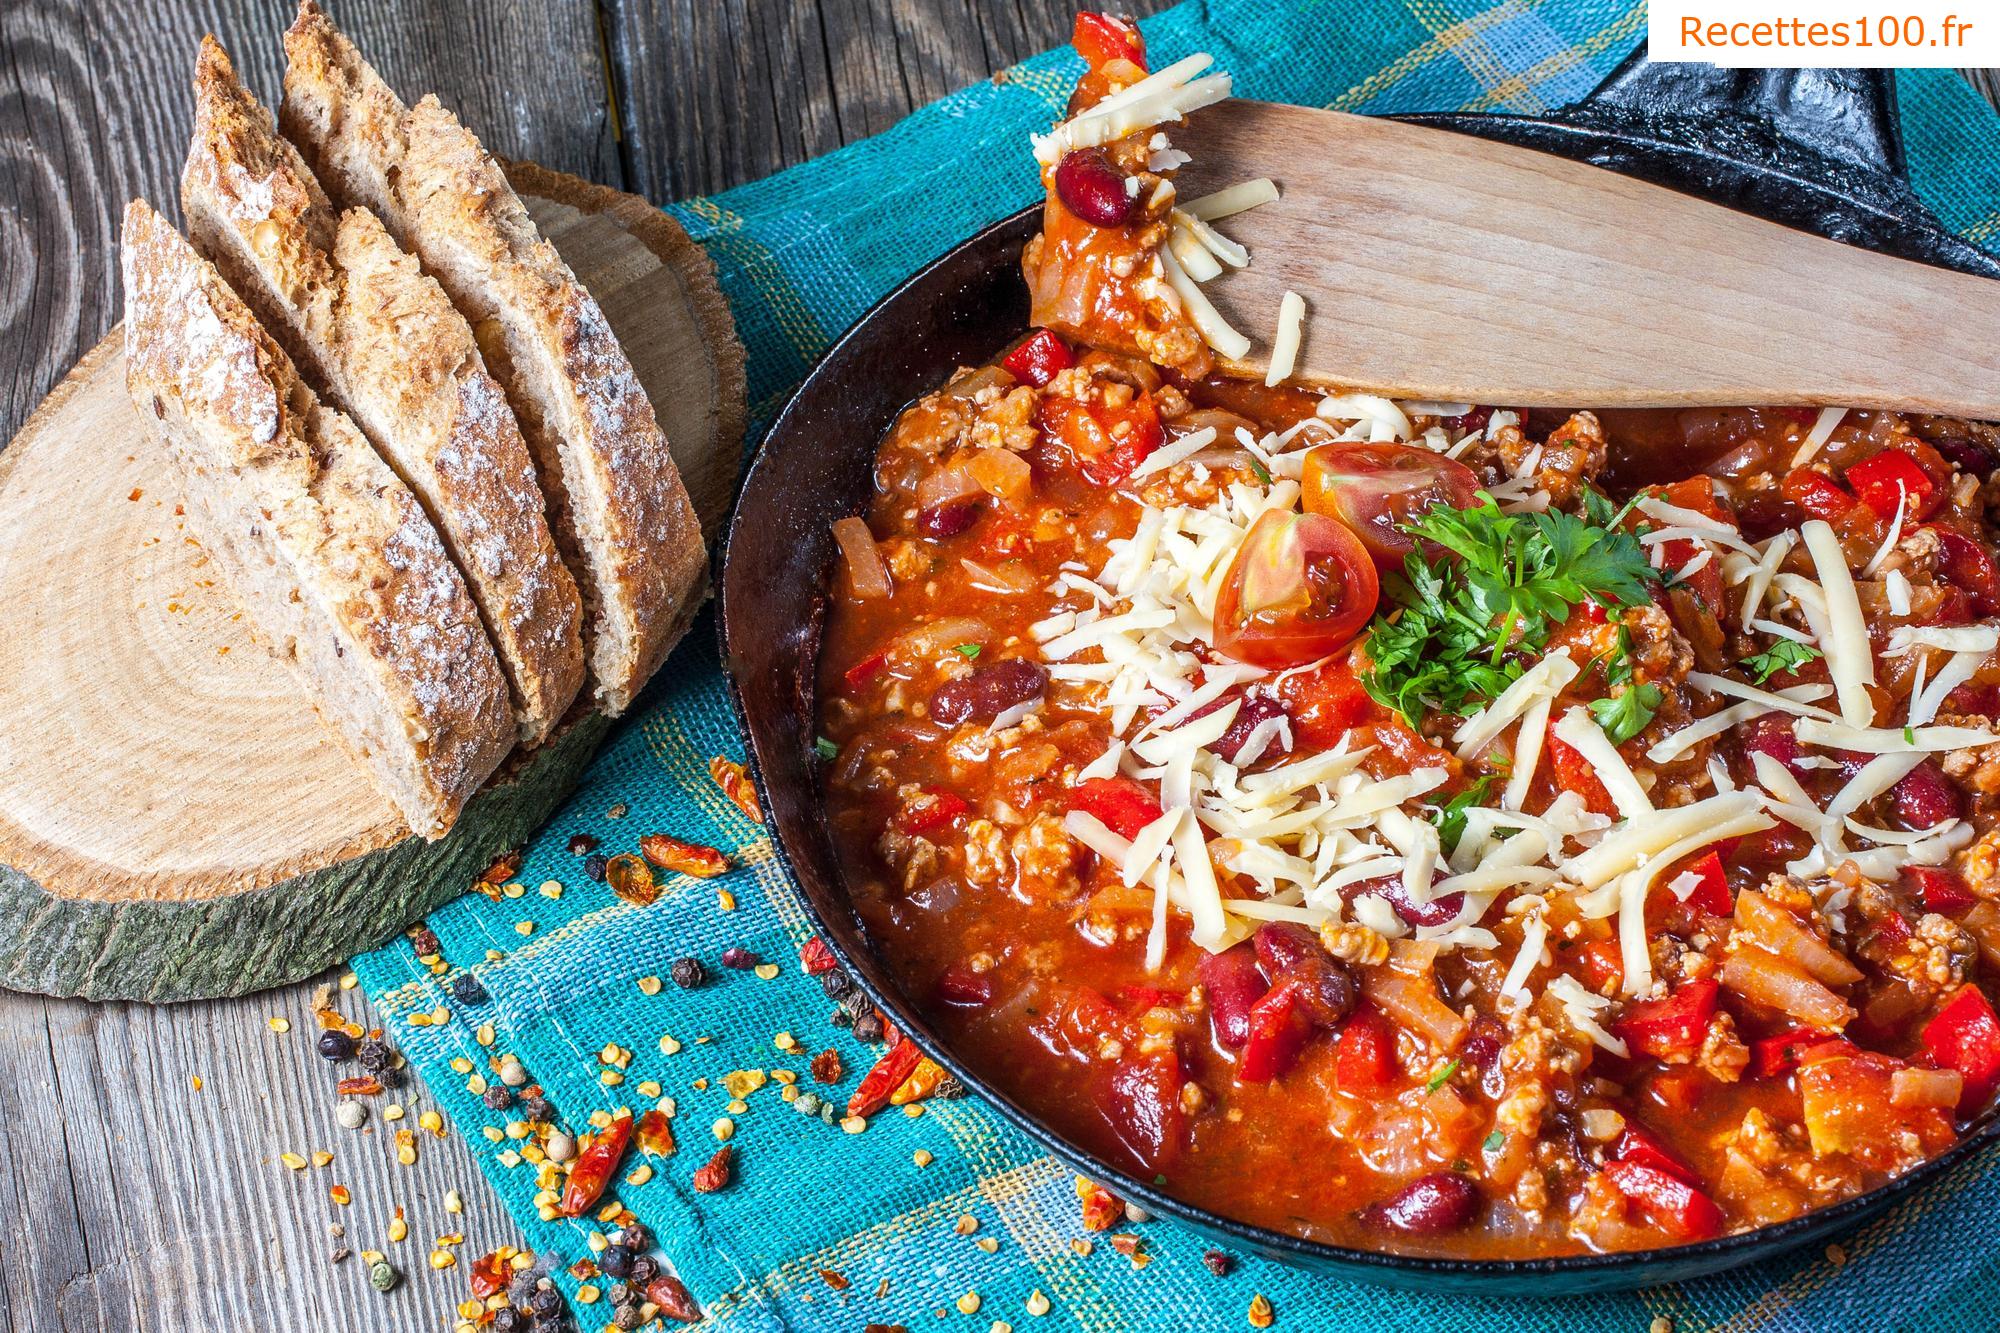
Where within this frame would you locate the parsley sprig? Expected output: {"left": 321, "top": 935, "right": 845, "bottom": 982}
{"left": 1362, "top": 491, "right": 1663, "bottom": 726}
{"left": 1741, "top": 637, "right": 1822, "bottom": 684}
{"left": 1589, "top": 624, "right": 1665, "bottom": 744}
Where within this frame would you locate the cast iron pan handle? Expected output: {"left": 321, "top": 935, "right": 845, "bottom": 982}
{"left": 1392, "top": 45, "right": 2000, "bottom": 279}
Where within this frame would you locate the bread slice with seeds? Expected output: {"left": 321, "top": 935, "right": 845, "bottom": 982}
{"left": 121, "top": 199, "right": 514, "bottom": 839}
{"left": 280, "top": 0, "right": 706, "bottom": 715}
{"left": 179, "top": 36, "right": 584, "bottom": 748}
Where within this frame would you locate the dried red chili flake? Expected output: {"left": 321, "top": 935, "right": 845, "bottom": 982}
{"left": 468, "top": 1249, "right": 511, "bottom": 1298}
{"left": 1109, "top": 1233, "right": 1144, "bottom": 1257}
{"left": 474, "top": 851, "right": 521, "bottom": 900}
{"left": 847, "top": 1038, "right": 923, "bottom": 1118}
{"left": 1076, "top": 1177, "right": 1123, "bottom": 1232}
{"left": 645, "top": 1274, "right": 704, "bottom": 1324}
{"left": 635, "top": 1107, "right": 677, "bottom": 1157}
{"left": 604, "top": 853, "right": 660, "bottom": 906}
{"left": 709, "top": 756, "right": 764, "bottom": 823}
{"left": 567, "top": 1257, "right": 600, "bottom": 1280}
{"left": 559, "top": 1111, "right": 634, "bottom": 1216}
{"left": 691, "top": 1145, "right": 735, "bottom": 1193}
{"left": 639, "top": 834, "right": 729, "bottom": 879}
{"left": 818, "top": 1268, "right": 851, "bottom": 1291}
{"left": 335, "top": 1075, "right": 384, "bottom": 1097}
{"left": 798, "top": 935, "right": 839, "bottom": 976}
{"left": 810, "top": 1049, "right": 844, "bottom": 1084}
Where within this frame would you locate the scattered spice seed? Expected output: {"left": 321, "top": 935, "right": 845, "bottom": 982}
{"left": 840, "top": 1115, "right": 867, "bottom": 1134}
{"left": 717, "top": 888, "right": 737, "bottom": 911}
{"left": 267, "top": 1016, "right": 291, "bottom": 1034}
{"left": 1247, "top": 1294, "right": 1275, "bottom": 1328}
{"left": 336, "top": 1101, "right": 367, "bottom": 1130}
{"left": 483, "top": 1086, "right": 512, "bottom": 1112}
{"left": 311, "top": 1150, "right": 334, "bottom": 1167}
{"left": 708, "top": 756, "right": 764, "bottom": 822}
{"left": 821, "top": 968, "right": 855, "bottom": 1000}
{"left": 852, "top": 1011, "right": 885, "bottom": 1043}
{"left": 388, "top": 1215, "right": 408, "bottom": 1243}
{"left": 280, "top": 1152, "right": 309, "bottom": 1171}
{"left": 450, "top": 973, "right": 488, "bottom": 1005}
{"left": 753, "top": 962, "right": 780, "bottom": 981}
{"left": 547, "top": 1132, "right": 577, "bottom": 1163}
{"left": 956, "top": 1293, "right": 982, "bottom": 1316}
{"left": 711, "top": 1118, "right": 735, "bottom": 1142}
{"left": 369, "top": 1260, "right": 399, "bottom": 1292}
{"left": 954, "top": 1215, "right": 979, "bottom": 1237}
{"left": 691, "top": 1145, "right": 735, "bottom": 1192}
{"left": 607, "top": 802, "right": 629, "bottom": 819}
{"left": 498, "top": 1059, "right": 528, "bottom": 1087}
{"left": 1025, "top": 1290, "right": 1051, "bottom": 1318}
{"left": 411, "top": 927, "right": 441, "bottom": 956}
{"left": 329, "top": 1184, "right": 352, "bottom": 1206}
{"left": 658, "top": 1034, "right": 683, "bottom": 1056}
{"left": 913, "top": 1149, "right": 934, "bottom": 1168}
{"left": 637, "top": 975, "right": 662, "bottom": 996}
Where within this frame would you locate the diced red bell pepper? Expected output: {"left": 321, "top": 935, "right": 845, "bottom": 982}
{"left": 1066, "top": 776, "right": 1163, "bottom": 841}
{"left": 1039, "top": 392, "right": 1165, "bottom": 486}
{"left": 933, "top": 961, "right": 995, "bottom": 1008}
{"left": 848, "top": 1038, "right": 926, "bottom": 1118}
{"left": 1845, "top": 449, "right": 1935, "bottom": 520}
{"left": 1602, "top": 1159, "right": 1726, "bottom": 1243}
{"left": 842, "top": 648, "right": 889, "bottom": 692}
{"left": 1071, "top": 12, "right": 1146, "bottom": 70}
{"left": 1612, "top": 979, "right": 1719, "bottom": 1062}
{"left": 1933, "top": 526, "right": 2000, "bottom": 616}
{"left": 1336, "top": 1005, "right": 1395, "bottom": 1092}
{"left": 1904, "top": 864, "right": 1978, "bottom": 916}
{"left": 1868, "top": 910, "right": 1914, "bottom": 950}
{"left": 1612, "top": 1122, "right": 1700, "bottom": 1187}
{"left": 1780, "top": 468, "right": 1857, "bottom": 520}
{"left": 1104, "top": 1049, "right": 1187, "bottom": 1172}
{"left": 1646, "top": 1068, "right": 1709, "bottom": 1116}
{"left": 1546, "top": 729, "right": 1615, "bottom": 816}
{"left": 1677, "top": 851, "right": 1734, "bottom": 917}
{"left": 1274, "top": 663, "right": 1380, "bottom": 748}
{"left": 1001, "top": 329, "right": 1074, "bottom": 388}
{"left": 1577, "top": 937, "right": 1625, "bottom": 993}
{"left": 893, "top": 787, "right": 969, "bottom": 837}
{"left": 1920, "top": 983, "right": 2000, "bottom": 1110}
{"left": 1750, "top": 1026, "right": 1839, "bottom": 1078}
{"left": 1236, "top": 981, "right": 1312, "bottom": 1082}
{"left": 798, "top": 935, "right": 839, "bottom": 976}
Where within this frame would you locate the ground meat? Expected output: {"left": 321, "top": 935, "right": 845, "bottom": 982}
{"left": 1957, "top": 826, "right": 2000, "bottom": 900}
{"left": 876, "top": 827, "right": 940, "bottom": 891}
{"left": 964, "top": 385, "right": 1042, "bottom": 453}
{"left": 1497, "top": 411, "right": 1607, "bottom": 508}
{"left": 962, "top": 819, "right": 1006, "bottom": 889}
{"left": 884, "top": 538, "right": 931, "bottom": 582}
{"left": 1007, "top": 814, "right": 1080, "bottom": 902}
{"left": 1889, "top": 524, "right": 1943, "bottom": 579}
{"left": 1621, "top": 603, "right": 1694, "bottom": 687}
{"left": 1889, "top": 913, "right": 1978, "bottom": 995}
{"left": 1937, "top": 714, "right": 2000, "bottom": 806}
{"left": 1319, "top": 921, "right": 1389, "bottom": 967}
{"left": 1696, "top": 1012, "right": 1749, "bottom": 1083}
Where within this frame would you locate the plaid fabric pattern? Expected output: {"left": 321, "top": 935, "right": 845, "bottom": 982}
{"left": 353, "top": 3, "right": 2000, "bottom": 1328}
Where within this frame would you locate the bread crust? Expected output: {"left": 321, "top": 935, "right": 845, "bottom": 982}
{"left": 182, "top": 36, "right": 584, "bottom": 747}
{"left": 121, "top": 199, "right": 514, "bottom": 839}
{"left": 281, "top": 0, "right": 706, "bottom": 714}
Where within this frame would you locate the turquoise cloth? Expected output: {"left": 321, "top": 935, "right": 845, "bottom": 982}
{"left": 353, "top": 3, "right": 2000, "bottom": 1329}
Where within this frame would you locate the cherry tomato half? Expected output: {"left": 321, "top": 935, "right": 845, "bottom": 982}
{"left": 1213, "top": 510, "right": 1379, "bottom": 668}
{"left": 1301, "top": 443, "right": 1481, "bottom": 569}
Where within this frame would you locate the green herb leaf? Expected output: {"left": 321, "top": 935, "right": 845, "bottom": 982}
{"left": 1906, "top": 725, "right": 1918, "bottom": 745}
{"left": 1740, "top": 638, "right": 1823, "bottom": 684}
{"left": 813, "top": 736, "right": 839, "bottom": 760}
{"left": 1245, "top": 456, "right": 1273, "bottom": 486}
{"left": 1589, "top": 681, "right": 1663, "bottom": 745}
{"left": 1361, "top": 490, "right": 1663, "bottom": 725}
{"left": 1482, "top": 1130, "right": 1506, "bottom": 1154}
{"left": 1425, "top": 1058, "right": 1462, "bottom": 1094}
{"left": 952, "top": 643, "right": 981, "bottom": 659}
{"left": 1427, "top": 775, "right": 1498, "bottom": 856}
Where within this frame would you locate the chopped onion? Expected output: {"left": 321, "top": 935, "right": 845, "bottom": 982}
{"left": 1892, "top": 1065, "right": 1964, "bottom": 1109}
{"left": 968, "top": 447, "right": 1033, "bottom": 502}
{"left": 942, "top": 364, "right": 1016, "bottom": 400}
{"left": 1719, "top": 949, "right": 1855, "bottom": 1030}
{"left": 832, "top": 516, "right": 892, "bottom": 599}
{"left": 915, "top": 457, "right": 983, "bottom": 510}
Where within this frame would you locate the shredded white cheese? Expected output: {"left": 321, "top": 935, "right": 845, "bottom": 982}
{"left": 1265, "top": 291, "right": 1305, "bottom": 388}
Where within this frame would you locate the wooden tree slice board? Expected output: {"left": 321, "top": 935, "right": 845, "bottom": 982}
{"left": 0, "top": 165, "right": 745, "bottom": 1002}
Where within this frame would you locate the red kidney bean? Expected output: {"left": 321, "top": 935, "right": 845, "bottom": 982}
{"left": 1461, "top": 1015, "right": 1508, "bottom": 1098}
{"left": 1893, "top": 758, "right": 1965, "bottom": 829}
{"left": 929, "top": 659, "right": 1047, "bottom": 726}
{"left": 1441, "top": 406, "right": 1493, "bottom": 435}
{"left": 1918, "top": 421, "right": 2000, "bottom": 476}
{"left": 1363, "top": 1172, "right": 1482, "bottom": 1235}
{"left": 1196, "top": 944, "right": 1266, "bottom": 1050}
{"left": 1252, "top": 922, "right": 1357, "bottom": 1028}
{"left": 1740, "top": 715, "right": 1809, "bottom": 782}
{"left": 1054, "top": 147, "right": 1134, "bottom": 227}
{"left": 917, "top": 495, "right": 981, "bottom": 538}
{"left": 1352, "top": 877, "right": 1466, "bottom": 930}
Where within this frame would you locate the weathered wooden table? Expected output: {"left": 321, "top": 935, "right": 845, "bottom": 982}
{"left": 0, "top": 3, "right": 1993, "bottom": 1327}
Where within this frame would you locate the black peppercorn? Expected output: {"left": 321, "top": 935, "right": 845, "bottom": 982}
{"left": 614, "top": 1306, "right": 643, "bottom": 1330}
{"left": 719, "top": 946, "right": 760, "bottom": 970}
{"left": 627, "top": 1254, "right": 659, "bottom": 1284}
{"left": 451, "top": 973, "right": 488, "bottom": 1005}
{"left": 568, "top": 833, "right": 599, "bottom": 855}
{"left": 482, "top": 1085, "right": 513, "bottom": 1111}
{"left": 518, "top": 1095, "right": 553, "bottom": 1124}
{"left": 356, "top": 1037, "right": 392, "bottom": 1073}
{"left": 530, "top": 1315, "right": 564, "bottom": 1333}
{"left": 852, "top": 1011, "right": 885, "bottom": 1044}
{"left": 935, "top": 1074, "right": 966, "bottom": 1099}
{"left": 411, "top": 926, "right": 441, "bottom": 956}
{"left": 316, "top": 1029, "right": 356, "bottom": 1062}
{"left": 840, "top": 990, "right": 874, "bottom": 1023}
{"left": 669, "top": 957, "right": 707, "bottom": 989}
{"left": 830, "top": 1007, "right": 853, "bottom": 1028}
{"left": 583, "top": 854, "right": 609, "bottom": 882}
{"left": 606, "top": 1282, "right": 634, "bottom": 1307}
{"left": 820, "top": 968, "right": 854, "bottom": 1000}
{"left": 491, "top": 1310, "right": 525, "bottom": 1333}
{"left": 598, "top": 1246, "right": 631, "bottom": 1279}
{"left": 529, "top": 1283, "right": 563, "bottom": 1315}
{"left": 619, "top": 1222, "right": 649, "bottom": 1251}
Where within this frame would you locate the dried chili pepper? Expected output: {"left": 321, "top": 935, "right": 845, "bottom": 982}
{"left": 644, "top": 1274, "right": 703, "bottom": 1324}
{"left": 635, "top": 1107, "right": 677, "bottom": 1157}
{"left": 798, "top": 936, "right": 839, "bottom": 976}
{"left": 559, "top": 1112, "right": 634, "bottom": 1216}
{"left": 640, "top": 834, "right": 729, "bottom": 879}
{"left": 604, "top": 853, "right": 659, "bottom": 906}
{"left": 889, "top": 1055, "right": 947, "bottom": 1107}
{"left": 709, "top": 756, "right": 764, "bottom": 823}
{"left": 691, "top": 1145, "right": 735, "bottom": 1193}
{"left": 335, "top": 1075, "right": 384, "bottom": 1097}
{"left": 1076, "top": 1176, "right": 1123, "bottom": 1232}
{"left": 847, "top": 1038, "right": 923, "bottom": 1118}
{"left": 468, "top": 1249, "right": 510, "bottom": 1299}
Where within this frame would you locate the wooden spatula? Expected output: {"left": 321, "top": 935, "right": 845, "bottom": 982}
{"left": 1173, "top": 101, "right": 2000, "bottom": 417}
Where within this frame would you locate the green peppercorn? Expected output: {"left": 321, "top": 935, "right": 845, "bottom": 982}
{"left": 368, "top": 1260, "right": 399, "bottom": 1292}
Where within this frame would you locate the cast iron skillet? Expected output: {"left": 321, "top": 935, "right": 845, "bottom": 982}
{"left": 719, "top": 52, "right": 2000, "bottom": 1293}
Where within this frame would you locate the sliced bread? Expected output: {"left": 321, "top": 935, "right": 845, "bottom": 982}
{"left": 180, "top": 36, "right": 584, "bottom": 748}
{"left": 280, "top": 0, "right": 706, "bottom": 715}
{"left": 121, "top": 199, "right": 514, "bottom": 839}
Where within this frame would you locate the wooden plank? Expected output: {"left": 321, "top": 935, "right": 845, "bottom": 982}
{"left": 604, "top": 0, "right": 1172, "bottom": 201}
